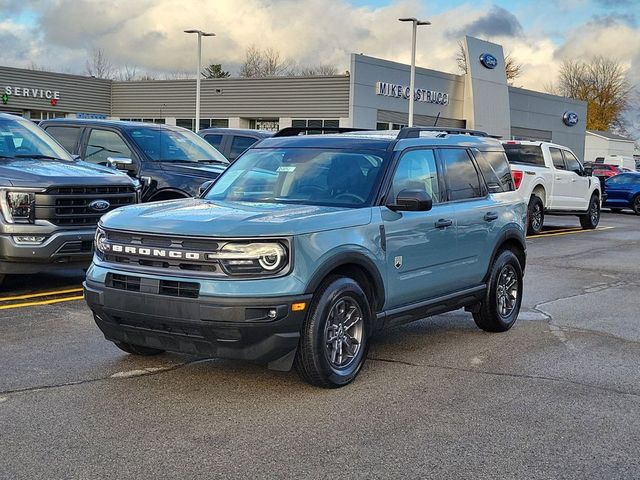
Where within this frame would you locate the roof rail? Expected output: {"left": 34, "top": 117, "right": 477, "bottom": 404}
{"left": 396, "top": 127, "right": 489, "bottom": 139}
{"left": 272, "top": 126, "right": 368, "bottom": 137}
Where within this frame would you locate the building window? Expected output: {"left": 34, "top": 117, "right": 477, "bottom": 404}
{"left": 376, "top": 122, "right": 389, "bottom": 130}
{"left": 175, "top": 118, "right": 229, "bottom": 131}
{"left": 211, "top": 119, "right": 229, "bottom": 128}
{"left": 291, "top": 119, "right": 340, "bottom": 134}
{"left": 176, "top": 119, "right": 194, "bottom": 130}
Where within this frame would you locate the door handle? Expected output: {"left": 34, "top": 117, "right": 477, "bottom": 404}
{"left": 435, "top": 218, "right": 453, "bottom": 229}
{"left": 484, "top": 212, "right": 499, "bottom": 221}
{"left": 555, "top": 176, "right": 562, "bottom": 180}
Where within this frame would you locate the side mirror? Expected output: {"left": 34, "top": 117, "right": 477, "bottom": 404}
{"left": 199, "top": 180, "right": 215, "bottom": 197}
{"left": 388, "top": 189, "right": 433, "bottom": 212}
{"left": 107, "top": 157, "right": 135, "bottom": 172}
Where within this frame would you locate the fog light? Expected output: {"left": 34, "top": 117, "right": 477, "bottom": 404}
{"left": 14, "top": 235, "right": 46, "bottom": 244}
{"left": 267, "top": 309, "right": 277, "bottom": 319}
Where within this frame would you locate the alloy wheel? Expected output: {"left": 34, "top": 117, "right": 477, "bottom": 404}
{"left": 496, "top": 265, "right": 519, "bottom": 318}
{"left": 323, "top": 296, "right": 364, "bottom": 370}
{"left": 531, "top": 204, "right": 542, "bottom": 232}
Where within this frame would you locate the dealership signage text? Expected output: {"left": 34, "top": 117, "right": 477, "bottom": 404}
{"left": 375, "top": 81, "right": 449, "bottom": 105}
{"left": 4, "top": 86, "right": 60, "bottom": 100}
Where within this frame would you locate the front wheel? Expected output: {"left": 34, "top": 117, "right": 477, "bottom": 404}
{"left": 473, "top": 250, "right": 523, "bottom": 333}
{"left": 633, "top": 195, "right": 640, "bottom": 215}
{"left": 579, "top": 194, "right": 600, "bottom": 229}
{"left": 294, "top": 276, "right": 371, "bottom": 388}
{"left": 527, "top": 195, "right": 544, "bottom": 235}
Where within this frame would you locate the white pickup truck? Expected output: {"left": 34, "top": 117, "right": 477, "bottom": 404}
{"left": 502, "top": 141, "right": 602, "bottom": 235}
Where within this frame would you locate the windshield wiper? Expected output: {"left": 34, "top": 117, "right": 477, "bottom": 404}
{"left": 196, "top": 159, "right": 228, "bottom": 165}
{"left": 15, "top": 154, "right": 68, "bottom": 161}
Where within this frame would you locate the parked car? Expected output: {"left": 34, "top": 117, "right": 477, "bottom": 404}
{"left": 503, "top": 140, "right": 602, "bottom": 235}
{"left": 592, "top": 163, "right": 623, "bottom": 178}
{"left": 40, "top": 119, "right": 229, "bottom": 202}
{"left": 595, "top": 155, "right": 637, "bottom": 172}
{"left": 84, "top": 127, "right": 527, "bottom": 388}
{"left": 198, "top": 128, "right": 273, "bottom": 162}
{"left": 603, "top": 172, "right": 640, "bottom": 214}
{"left": 0, "top": 113, "right": 138, "bottom": 286}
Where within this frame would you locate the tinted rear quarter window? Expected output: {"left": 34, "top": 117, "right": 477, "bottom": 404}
{"left": 441, "top": 148, "right": 485, "bottom": 201}
{"left": 503, "top": 144, "right": 545, "bottom": 166}
{"left": 229, "top": 136, "right": 258, "bottom": 160}
{"left": 45, "top": 126, "right": 82, "bottom": 153}
{"left": 474, "top": 149, "right": 514, "bottom": 192}
{"left": 203, "top": 134, "right": 223, "bottom": 150}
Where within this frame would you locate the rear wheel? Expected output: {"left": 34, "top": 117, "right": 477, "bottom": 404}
{"left": 113, "top": 341, "right": 165, "bottom": 356}
{"left": 294, "top": 276, "right": 371, "bottom": 388}
{"left": 633, "top": 195, "right": 640, "bottom": 215}
{"left": 579, "top": 194, "right": 600, "bottom": 229}
{"left": 473, "top": 250, "right": 523, "bottom": 333}
{"left": 527, "top": 195, "right": 544, "bottom": 235}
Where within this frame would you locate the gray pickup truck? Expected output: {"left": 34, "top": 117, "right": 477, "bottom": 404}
{"left": 0, "top": 113, "right": 138, "bottom": 286}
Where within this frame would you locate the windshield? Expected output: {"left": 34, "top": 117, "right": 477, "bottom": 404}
{"left": 127, "top": 126, "right": 228, "bottom": 163}
{"left": 0, "top": 116, "right": 73, "bottom": 161}
{"left": 205, "top": 148, "right": 385, "bottom": 207}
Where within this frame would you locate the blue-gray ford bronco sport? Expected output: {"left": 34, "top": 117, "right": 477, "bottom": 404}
{"left": 85, "top": 127, "right": 527, "bottom": 388}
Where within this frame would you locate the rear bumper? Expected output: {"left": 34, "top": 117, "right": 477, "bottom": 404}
{"left": 0, "top": 229, "right": 94, "bottom": 274}
{"left": 84, "top": 279, "right": 312, "bottom": 371}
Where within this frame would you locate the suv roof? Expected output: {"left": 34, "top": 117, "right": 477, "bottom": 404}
{"left": 40, "top": 118, "right": 182, "bottom": 130}
{"left": 502, "top": 140, "right": 573, "bottom": 150}
{"left": 258, "top": 128, "right": 504, "bottom": 152}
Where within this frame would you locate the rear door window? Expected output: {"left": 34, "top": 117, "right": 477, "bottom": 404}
{"left": 229, "top": 136, "right": 259, "bottom": 161}
{"left": 440, "top": 148, "right": 485, "bottom": 201}
{"left": 474, "top": 150, "right": 514, "bottom": 192}
{"left": 44, "top": 126, "right": 82, "bottom": 153}
{"left": 503, "top": 144, "right": 545, "bottom": 166}
{"left": 203, "top": 134, "right": 224, "bottom": 150}
{"left": 549, "top": 148, "right": 566, "bottom": 170}
{"left": 84, "top": 129, "right": 133, "bottom": 165}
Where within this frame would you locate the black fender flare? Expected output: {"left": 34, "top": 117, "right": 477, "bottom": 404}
{"left": 484, "top": 227, "right": 527, "bottom": 282}
{"left": 304, "top": 252, "right": 385, "bottom": 311}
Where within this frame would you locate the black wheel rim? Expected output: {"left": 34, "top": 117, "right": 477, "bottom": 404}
{"left": 496, "top": 265, "right": 519, "bottom": 319}
{"left": 323, "top": 296, "right": 364, "bottom": 370}
{"left": 531, "top": 204, "right": 542, "bottom": 232}
{"left": 635, "top": 197, "right": 640, "bottom": 213}
{"left": 590, "top": 198, "right": 600, "bottom": 224}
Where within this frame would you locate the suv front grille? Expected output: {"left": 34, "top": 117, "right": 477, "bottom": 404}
{"left": 35, "top": 185, "right": 137, "bottom": 226}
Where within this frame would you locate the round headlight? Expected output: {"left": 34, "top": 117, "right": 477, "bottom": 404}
{"left": 259, "top": 250, "right": 283, "bottom": 271}
{"left": 95, "top": 227, "right": 108, "bottom": 253}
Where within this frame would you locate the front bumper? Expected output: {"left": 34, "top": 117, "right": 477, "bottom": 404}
{"left": 84, "top": 279, "right": 312, "bottom": 371}
{"left": 0, "top": 229, "right": 94, "bottom": 274}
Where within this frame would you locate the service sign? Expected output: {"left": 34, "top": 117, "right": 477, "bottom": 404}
{"left": 4, "top": 85, "right": 60, "bottom": 101}
{"left": 375, "top": 82, "right": 449, "bottom": 106}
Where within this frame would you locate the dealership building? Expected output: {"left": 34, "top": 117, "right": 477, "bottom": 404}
{"left": 0, "top": 36, "right": 588, "bottom": 157}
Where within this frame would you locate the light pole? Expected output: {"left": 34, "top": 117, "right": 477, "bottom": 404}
{"left": 398, "top": 17, "right": 430, "bottom": 127}
{"left": 184, "top": 29, "right": 215, "bottom": 131}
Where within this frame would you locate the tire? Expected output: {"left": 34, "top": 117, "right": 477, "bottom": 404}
{"left": 527, "top": 195, "right": 544, "bottom": 235}
{"left": 579, "top": 194, "right": 600, "bottom": 229}
{"left": 473, "top": 250, "right": 523, "bottom": 333}
{"left": 633, "top": 195, "right": 640, "bottom": 215}
{"left": 113, "top": 341, "right": 165, "bottom": 356}
{"left": 294, "top": 276, "right": 371, "bottom": 388}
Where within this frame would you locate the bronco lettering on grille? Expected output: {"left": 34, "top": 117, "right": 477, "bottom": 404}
{"left": 108, "top": 244, "right": 202, "bottom": 260}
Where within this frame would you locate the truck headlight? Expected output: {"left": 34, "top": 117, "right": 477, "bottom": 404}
{"left": 214, "top": 242, "right": 288, "bottom": 275}
{"left": 94, "top": 227, "right": 108, "bottom": 254}
{"left": 0, "top": 191, "right": 35, "bottom": 223}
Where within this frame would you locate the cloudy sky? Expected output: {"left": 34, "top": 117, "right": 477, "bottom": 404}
{"left": 1, "top": 0, "right": 639, "bottom": 108}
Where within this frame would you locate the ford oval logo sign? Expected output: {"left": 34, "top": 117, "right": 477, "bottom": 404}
{"left": 88, "top": 199, "right": 110, "bottom": 212}
{"left": 479, "top": 53, "right": 498, "bottom": 69}
{"left": 563, "top": 111, "right": 579, "bottom": 127}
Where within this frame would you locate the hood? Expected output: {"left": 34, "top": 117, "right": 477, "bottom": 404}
{"left": 101, "top": 198, "right": 372, "bottom": 237}
{"left": 0, "top": 158, "right": 134, "bottom": 188}
{"left": 159, "top": 161, "right": 226, "bottom": 179}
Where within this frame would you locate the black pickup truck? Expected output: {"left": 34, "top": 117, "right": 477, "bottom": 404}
{"left": 0, "top": 113, "right": 138, "bottom": 285}
{"left": 41, "top": 119, "right": 228, "bottom": 202}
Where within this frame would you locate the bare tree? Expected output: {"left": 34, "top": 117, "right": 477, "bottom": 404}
{"left": 297, "top": 64, "right": 339, "bottom": 76}
{"left": 85, "top": 48, "right": 114, "bottom": 79}
{"left": 456, "top": 41, "right": 522, "bottom": 85}
{"left": 116, "top": 65, "right": 138, "bottom": 81}
{"left": 162, "top": 71, "right": 193, "bottom": 80}
{"left": 239, "top": 46, "right": 294, "bottom": 77}
{"left": 547, "top": 56, "right": 633, "bottom": 131}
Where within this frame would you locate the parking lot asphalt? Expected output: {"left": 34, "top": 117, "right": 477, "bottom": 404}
{"left": 1, "top": 212, "right": 639, "bottom": 479}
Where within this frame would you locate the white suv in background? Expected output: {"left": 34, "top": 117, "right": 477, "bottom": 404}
{"left": 503, "top": 141, "right": 602, "bottom": 235}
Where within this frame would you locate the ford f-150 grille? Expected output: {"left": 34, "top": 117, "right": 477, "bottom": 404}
{"left": 36, "top": 185, "right": 137, "bottom": 226}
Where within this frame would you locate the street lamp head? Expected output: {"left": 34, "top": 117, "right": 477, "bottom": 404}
{"left": 398, "top": 17, "right": 417, "bottom": 22}
{"left": 202, "top": 32, "right": 216, "bottom": 37}
{"left": 184, "top": 29, "right": 216, "bottom": 36}
{"left": 417, "top": 21, "right": 431, "bottom": 26}
{"left": 184, "top": 29, "right": 200, "bottom": 34}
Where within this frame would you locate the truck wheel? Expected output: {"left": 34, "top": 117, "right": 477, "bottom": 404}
{"left": 113, "top": 341, "right": 165, "bottom": 356}
{"left": 473, "top": 250, "right": 523, "bottom": 333}
{"left": 527, "top": 195, "right": 544, "bottom": 235}
{"left": 294, "top": 276, "right": 371, "bottom": 388}
{"left": 579, "top": 194, "right": 600, "bottom": 229}
{"left": 633, "top": 195, "right": 640, "bottom": 215}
